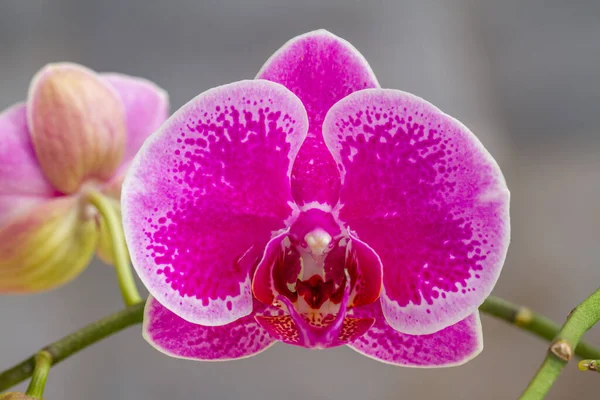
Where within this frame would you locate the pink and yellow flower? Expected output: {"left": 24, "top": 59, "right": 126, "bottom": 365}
{"left": 123, "top": 30, "right": 510, "bottom": 367}
{"left": 0, "top": 63, "right": 168, "bottom": 293}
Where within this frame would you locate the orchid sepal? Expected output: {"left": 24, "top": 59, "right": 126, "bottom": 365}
{"left": 0, "top": 196, "right": 97, "bottom": 293}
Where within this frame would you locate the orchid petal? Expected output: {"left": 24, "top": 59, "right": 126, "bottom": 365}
{"left": 102, "top": 73, "right": 169, "bottom": 163}
{"left": 27, "top": 63, "right": 126, "bottom": 194}
{"left": 257, "top": 30, "right": 379, "bottom": 206}
{"left": 348, "top": 301, "right": 483, "bottom": 367}
{"left": 122, "top": 80, "right": 308, "bottom": 326}
{"left": 99, "top": 74, "right": 169, "bottom": 200}
{"left": 0, "top": 196, "right": 97, "bottom": 293}
{"left": 0, "top": 103, "right": 56, "bottom": 223}
{"left": 143, "top": 296, "right": 278, "bottom": 361}
{"left": 324, "top": 89, "right": 510, "bottom": 334}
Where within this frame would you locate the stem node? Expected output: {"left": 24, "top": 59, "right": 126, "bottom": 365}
{"left": 549, "top": 339, "right": 573, "bottom": 362}
{"left": 25, "top": 350, "right": 52, "bottom": 399}
{"left": 515, "top": 307, "right": 534, "bottom": 327}
{"left": 520, "top": 287, "right": 600, "bottom": 399}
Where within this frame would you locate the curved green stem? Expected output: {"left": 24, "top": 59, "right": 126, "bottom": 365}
{"left": 24, "top": 351, "right": 51, "bottom": 399}
{"left": 87, "top": 191, "right": 141, "bottom": 306}
{"left": 0, "top": 302, "right": 144, "bottom": 392}
{"left": 480, "top": 296, "right": 600, "bottom": 359}
{"left": 1, "top": 296, "right": 599, "bottom": 394}
{"left": 519, "top": 288, "right": 600, "bottom": 399}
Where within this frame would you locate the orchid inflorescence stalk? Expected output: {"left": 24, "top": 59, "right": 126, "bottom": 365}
{"left": 0, "top": 30, "right": 597, "bottom": 399}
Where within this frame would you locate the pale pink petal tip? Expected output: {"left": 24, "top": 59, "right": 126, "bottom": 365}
{"left": 102, "top": 73, "right": 169, "bottom": 162}
{"left": 324, "top": 88, "right": 509, "bottom": 335}
{"left": 143, "top": 296, "right": 277, "bottom": 361}
{"left": 0, "top": 104, "right": 55, "bottom": 223}
{"left": 122, "top": 80, "right": 308, "bottom": 326}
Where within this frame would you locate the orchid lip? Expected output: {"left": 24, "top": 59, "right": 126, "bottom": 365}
{"left": 254, "top": 269, "right": 372, "bottom": 350}
{"left": 251, "top": 207, "right": 384, "bottom": 349}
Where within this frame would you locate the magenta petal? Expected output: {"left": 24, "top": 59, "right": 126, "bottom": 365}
{"left": 257, "top": 30, "right": 379, "bottom": 206}
{"left": 144, "top": 296, "right": 277, "bottom": 361}
{"left": 349, "top": 301, "right": 483, "bottom": 367}
{"left": 0, "top": 104, "right": 56, "bottom": 223}
{"left": 324, "top": 89, "right": 510, "bottom": 334}
{"left": 122, "top": 80, "right": 308, "bottom": 325}
{"left": 102, "top": 73, "right": 169, "bottom": 162}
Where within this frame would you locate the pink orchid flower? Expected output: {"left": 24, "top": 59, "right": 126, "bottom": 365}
{"left": 123, "top": 30, "right": 510, "bottom": 367}
{"left": 0, "top": 63, "right": 168, "bottom": 293}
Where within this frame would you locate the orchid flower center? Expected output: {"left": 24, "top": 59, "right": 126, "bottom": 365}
{"left": 267, "top": 209, "right": 355, "bottom": 321}
{"left": 254, "top": 207, "right": 382, "bottom": 348}
{"left": 293, "top": 227, "right": 342, "bottom": 318}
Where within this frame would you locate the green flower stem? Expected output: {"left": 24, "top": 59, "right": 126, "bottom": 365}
{"left": 24, "top": 351, "right": 51, "bottom": 399}
{"left": 0, "top": 302, "right": 144, "bottom": 392}
{"left": 1, "top": 296, "right": 599, "bottom": 394}
{"left": 480, "top": 296, "right": 600, "bottom": 359}
{"left": 87, "top": 191, "right": 141, "bottom": 306}
{"left": 519, "top": 288, "right": 600, "bottom": 399}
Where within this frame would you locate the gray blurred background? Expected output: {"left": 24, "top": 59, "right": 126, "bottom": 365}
{"left": 1, "top": 0, "right": 600, "bottom": 399}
